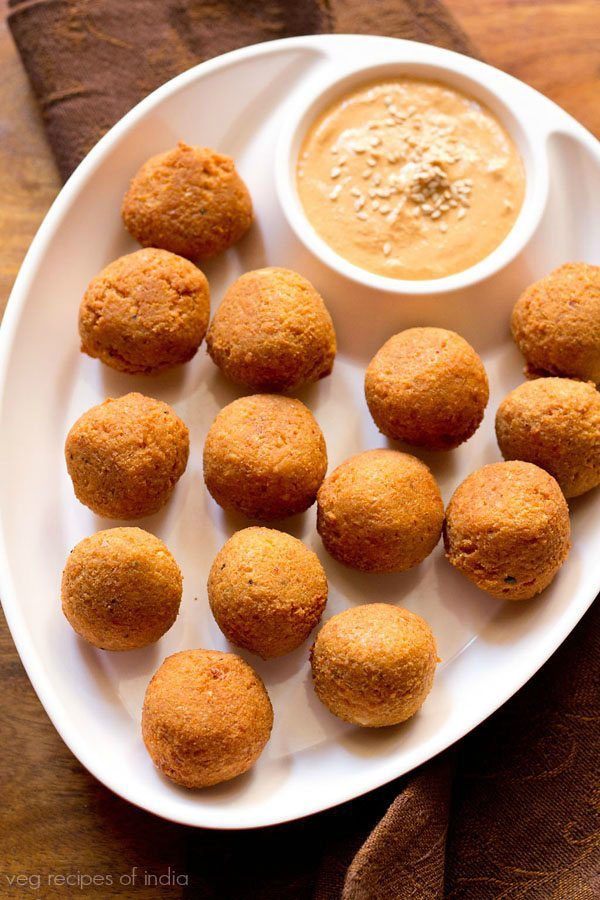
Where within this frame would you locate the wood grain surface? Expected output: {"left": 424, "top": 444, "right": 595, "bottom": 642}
{"left": 1, "top": 2, "right": 599, "bottom": 897}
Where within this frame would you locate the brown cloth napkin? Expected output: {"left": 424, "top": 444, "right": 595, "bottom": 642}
{"left": 7, "top": 2, "right": 600, "bottom": 897}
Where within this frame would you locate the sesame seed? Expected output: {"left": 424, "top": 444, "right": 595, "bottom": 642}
{"left": 356, "top": 211, "right": 368, "bottom": 220}
{"left": 350, "top": 187, "right": 361, "bottom": 197}
{"left": 330, "top": 166, "right": 341, "bottom": 179}
{"left": 372, "top": 200, "right": 380, "bottom": 210}
{"left": 367, "top": 157, "right": 377, "bottom": 167}
{"left": 354, "top": 197, "right": 365, "bottom": 211}
{"left": 370, "top": 136, "right": 381, "bottom": 147}
{"left": 431, "top": 210, "right": 441, "bottom": 219}
{"left": 383, "top": 242, "right": 392, "bottom": 255}
{"left": 439, "top": 222, "right": 448, "bottom": 232}
{"left": 457, "top": 207, "right": 466, "bottom": 219}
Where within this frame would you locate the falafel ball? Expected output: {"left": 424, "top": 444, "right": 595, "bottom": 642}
{"left": 65, "top": 392, "right": 189, "bottom": 519}
{"left": 365, "top": 327, "right": 489, "bottom": 450}
{"left": 496, "top": 378, "right": 600, "bottom": 498}
{"left": 203, "top": 394, "right": 327, "bottom": 520}
{"left": 511, "top": 263, "right": 600, "bottom": 382}
{"left": 122, "top": 142, "right": 253, "bottom": 260}
{"left": 206, "top": 267, "right": 336, "bottom": 392}
{"left": 208, "top": 527, "right": 328, "bottom": 658}
{"left": 317, "top": 449, "right": 444, "bottom": 573}
{"left": 61, "top": 528, "right": 182, "bottom": 651}
{"left": 444, "top": 461, "right": 570, "bottom": 600}
{"left": 142, "top": 649, "right": 273, "bottom": 788}
{"left": 79, "top": 248, "right": 210, "bottom": 374}
{"left": 310, "top": 603, "right": 437, "bottom": 727}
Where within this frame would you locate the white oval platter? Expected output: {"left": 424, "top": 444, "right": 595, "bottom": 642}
{"left": 0, "top": 35, "right": 599, "bottom": 829}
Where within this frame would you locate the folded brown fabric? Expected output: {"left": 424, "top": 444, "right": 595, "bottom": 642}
{"left": 7, "top": 0, "right": 476, "bottom": 180}
{"left": 7, "top": 1, "right": 600, "bottom": 898}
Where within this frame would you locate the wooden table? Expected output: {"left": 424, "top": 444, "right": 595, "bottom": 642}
{"left": 1, "top": 2, "right": 599, "bottom": 896}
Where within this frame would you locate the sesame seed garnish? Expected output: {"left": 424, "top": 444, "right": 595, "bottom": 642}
{"left": 383, "top": 242, "right": 391, "bottom": 255}
{"left": 312, "top": 87, "right": 484, "bottom": 240}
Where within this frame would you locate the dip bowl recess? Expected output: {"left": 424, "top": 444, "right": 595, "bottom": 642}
{"left": 275, "top": 59, "right": 549, "bottom": 297}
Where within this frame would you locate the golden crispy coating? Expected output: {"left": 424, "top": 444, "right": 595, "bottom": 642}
{"left": 365, "top": 327, "right": 489, "bottom": 450}
{"left": 61, "top": 528, "right": 182, "bottom": 651}
{"left": 142, "top": 649, "right": 273, "bottom": 788}
{"left": 65, "top": 392, "right": 189, "bottom": 519}
{"left": 79, "top": 248, "right": 210, "bottom": 374}
{"left": 444, "top": 461, "right": 570, "bottom": 600}
{"left": 511, "top": 263, "right": 600, "bottom": 382}
{"left": 317, "top": 449, "right": 444, "bottom": 573}
{"left": 310, "top": 603, "right": 437, "bottom": 727}
{"left": 206, "top": 267, "right": 336, "bottom": 392}
{"left": 122, "top": 142, "right": 253, "bottom": 260}
{"left": 203, "top": 394, "right": 327, "bottom": 520}
{"left": 496, "top": 378, "right": 600, "bottom": 498}
{"left": 208, "top": 527, "right": 327, "bottom": 658}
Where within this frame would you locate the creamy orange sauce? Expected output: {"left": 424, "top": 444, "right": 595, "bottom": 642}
{"left": 297, "top": 78, "right": 526, "bottom": 280}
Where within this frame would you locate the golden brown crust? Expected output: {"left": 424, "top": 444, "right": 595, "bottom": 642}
{"left": 203, "top": 394, "right": 327, "bottom": 520}
{"left": 61, "top": 527, "right": 182, "bottom": 651}
{"left": 310, "top": 603, "right": 437, "bottom": 727}
{"left": 511, "top": 263, "right": 600, "bottom": 383}
{"left": 121, "top": 142, "right": 253, "bottom": 260}
{"left": 79, "top": 248, "right": 210, "bottom": 374}
{"left": 317, "top": 448, "right": 444, "bottom": 573}
{"left": 65, "top": 392, "right": 189, "bottom": 519}
{"left": 444, "top": 460, "right": 571, "bottom": 600}
{"left": 206, "top": 267, "right": 336, "bottom": 392}
{"left": 365, "top": 327, "right": 489, "bottom": 450}
{"left": 496, "top": 377, "right": 600, "bottom": 498}
{"left": 142, "top": 649, "right": 273, "bottom": 788}
{"left": 208, "top": 527, "right": 328, "bottom": 658}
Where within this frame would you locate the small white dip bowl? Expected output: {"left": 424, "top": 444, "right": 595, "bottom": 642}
{"left": 275, "top": 57, "right": 550, "bottom": 296}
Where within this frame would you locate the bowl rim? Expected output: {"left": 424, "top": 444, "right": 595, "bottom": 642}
{"left": 275, "top": 56, "right": 550, "bottom": 296}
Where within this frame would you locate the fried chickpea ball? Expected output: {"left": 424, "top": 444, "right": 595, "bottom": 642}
{"left": 310, "top": 604, "right": 437, "bottom": 727}
{"left": 208, "top": 527, "right": 327, "bottom": 658}
{"left": 203, "top": 394, "right": 327, "bottom": 520}
{"left": 496, "top": 378, "right": 600, "bottom": 498}
{"left": 142, "top": 649, "right": 273, "bottom": 788}
{"left": 444, "top": 461, "right": 570, "bottom": 600}
{"left": 65, "top": 392, "right": 189, "bottom": 519}
{"left": 122, "top": 142, "right": 253, "bottom": 260}
{"left": 511, "top": 263, "right": 600, "bottom": 382}
{"left": 79, "top": 248, "right": 210, "bottom": 374}
{"left": 317, "top": 449, "right": 444, "bottom": 573}
{"left": 365, "top": 327, "right": 489, "bottom": 450}
{"left": 206, "top": 267, "right": 336, "bottom": 392}
{"left": 61, "top": 528, "right": 182, "bottom": 651}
